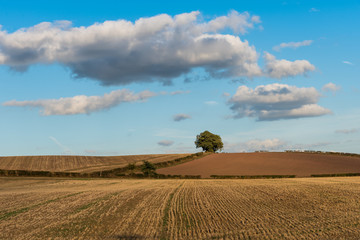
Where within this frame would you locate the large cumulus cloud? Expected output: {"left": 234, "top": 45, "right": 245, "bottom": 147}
{"left": 0, "top": 11, "right": 316, "bottom": 85}
{"left": 0, "top": 11, "right": 264, "bottom": 85}
{"left": 228, "top": 83, "right": 331, "bottom": 121}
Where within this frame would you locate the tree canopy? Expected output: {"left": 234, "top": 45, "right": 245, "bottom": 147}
{"left": 141, "top": 160, "right": 156, "bottom": 176}
{"left": 195, "top": 130, "right": 223, "bottom": 153}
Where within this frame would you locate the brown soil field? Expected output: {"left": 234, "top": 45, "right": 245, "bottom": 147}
{"left": 0, "top": 154, "right": 190, "bottom": 173}
{"left": 157, "top": 152, "right": 360, "bottom": 178}
{"left": 1, "top": 177, "right": 360, "bottom": 239}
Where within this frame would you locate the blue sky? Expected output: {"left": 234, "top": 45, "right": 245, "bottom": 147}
{"left": 0, "top": 0, "right": 359, "bottom": 156}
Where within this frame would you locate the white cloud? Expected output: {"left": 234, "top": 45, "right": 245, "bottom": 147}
{"left": 173, "top": 113, "right": 191, "bottom": 122}
{"left": 322, "top": 82, "right": 341, "bottom": 92}
{"left": 251, "top": 15, "right": 261, "bottom": 24}
{"left": 3, "top": 89, "right": 156, "bottom": 115}
{"left": 205, "top": 10, "right": 261, "bottom": 34}
{"left": 224, "top": 138, "right": 333, "bottom": 152}
{"left": 158, "top": 140, "right": 174, "bottom": 147}
{"left": 224, "top": 138, "right": 287, "bottom": 152}
{"left": 309, "top": 8, "right": 320, "bottom": 12}
{"left": 170, "top": 90, "right": 190, "bottom": 95}
{"left": 49, "top": 136, "right": 73, "bottom": 154}
{"left": 273, "top": 40, "right": 313, "bottom": 51}
{"left": 343, "top": 61, "right": 354, "bottom": 65}
{"left": 288, "top": 142, "right": 333, "bottom": 150}
{"left": 0, "top": 12, "right": 317, "bottom": 83}
{"left": 0, "top": 11, "right": 264, "bottom": 85}
{"left": 228, "top": 83, "right": 331, "bottom": 121}
{"left": 264, "top": 52, "right": 315, "bottom": 78}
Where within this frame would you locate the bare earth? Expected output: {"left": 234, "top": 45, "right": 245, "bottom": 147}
{"left": 0, "top": 154, "right": 190, "bottom": 173}
{"left": 157, "top": 152, "right": 360, "bottom": 178}
{"left": 1, "top": 177, "right": 360, "bottom": 239}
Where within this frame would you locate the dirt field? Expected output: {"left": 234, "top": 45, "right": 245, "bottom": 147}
{"left": 157, "top": 152, "right": 360, "bottom": 178}
{"left": 1, "top": 177, "right": 360, "bottom": 239}
{"left": 0, "top": 154, "right": 190, "bottom": 173}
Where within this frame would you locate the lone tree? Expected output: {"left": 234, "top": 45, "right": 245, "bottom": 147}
{"left": 195, "top": 130, "right": 223, "bottom": 153}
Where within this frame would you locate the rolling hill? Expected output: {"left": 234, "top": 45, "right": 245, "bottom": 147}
{"left": 0, "top": 154, "right": 191, "bottom": 173}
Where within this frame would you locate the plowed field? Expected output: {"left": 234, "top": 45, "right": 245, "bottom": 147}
{"left": 157, "top": 152, "right": 360, "bottom": 178}
{"left": 0, "top": 154, "right": 190, "bottom": 173}
{"left": 1, "top": 177, "right": 360, "bottom": 239}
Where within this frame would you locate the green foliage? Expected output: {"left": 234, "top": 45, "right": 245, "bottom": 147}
{"left": 311, "top": 173, "right": 360, "bottom": 177}
{"left": 195, "top": 130, "right": 223, "bottom": 153}
{"left": 127, "top": 163, "right": 136, "bottom": 171}
{"left": 210, "top": 175, "right": 296, "bottom": 179}
{"left": 141, "top": 160, "right": 156, "bottom": 176}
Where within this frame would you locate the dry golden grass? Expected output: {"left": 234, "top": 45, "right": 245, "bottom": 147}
{"left": 0, "top": 154, "right": 190, "bottom": 173}
{"left": 1, "top": 177, "right": 360, "bottom": 239}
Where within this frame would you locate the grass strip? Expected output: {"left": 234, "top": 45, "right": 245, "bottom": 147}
{"left": 160, "top": 181, "right": 184, "bottom": 240}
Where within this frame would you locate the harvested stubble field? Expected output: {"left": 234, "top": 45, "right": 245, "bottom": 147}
{"left": 157, "top": 152, "right": 360, "bottom": 178}
{"left": 1, "top": 177, "right": 360, "bottom": 239}
{"left": 0, "top": 154, "right": 190, "bottom": 173}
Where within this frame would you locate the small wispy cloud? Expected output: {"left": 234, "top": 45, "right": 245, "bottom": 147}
{"left": 335, "top": 128, "right": 358, "bottom": 134}
{"left": 273, "top": 40, "right": 313, "bottom": 51}
{"left": 49, "top": 136, "right": 73, "bottom": 154}
{"left": 343, "top": 61, "right": 354, "bottom": 65}
{"left": 3, "top": 89, "right": 157, "bottom": 116}
{"left": 84, "top": 149, "right": 97, "bottom": 154}
{"left": 224, "top": 138, "right": 287, "bottom": 152}
{"left": 309, "top": 8, "right": 320, "bottom": 12}
{"left": 225, "top": 138, "right": 333, "bottom": 152}
{"left": 173, "top": 114, "right": 191, "bottom": 122}
{"left": 83, "top": 149, "right": 119, "bottom": 155}
{"left": 170, "top": 90, "right": 191, "bottom": 95}
{"left": 322, "top": 82, "right": 341, "bottom": 93}
{"left": 158, "top": 140, "right": 175, "bottom": 147}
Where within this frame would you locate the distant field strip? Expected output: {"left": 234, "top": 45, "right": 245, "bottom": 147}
{"left": 1, "top": 177, "right": 360, "bottom": 239}
{"left": 157, "top": 152, "right": 360, "bottom": 177}
{"left": 0, "top": 154, "right": 190, "bottom": 173}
